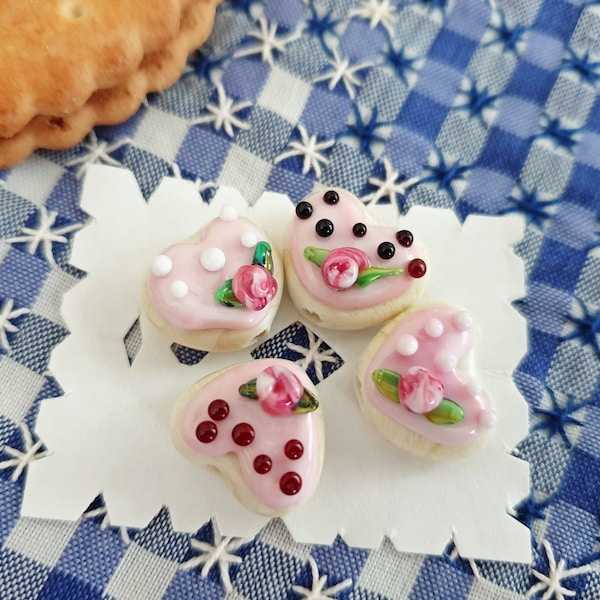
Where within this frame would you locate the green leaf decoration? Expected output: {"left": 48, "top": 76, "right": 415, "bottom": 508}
{"left": 252, "top": 241, "right": 274, "bottom": 274}
{"left": 215, "top": 279, "right": 243, "bottom": 307}
{"left": 355, "top": 266, "right": 405, "bottom": 287}
{"left": 304, "top": 246, "right": 328, "bottom": 267}
{"left": 370, "top": 368, "right": 464, "bottom": 425}
{"left": 239, "top": 379, "right": 258, "bottom": 399}
{"left": 292, "top": 388, "right": 319, "bottom": 413}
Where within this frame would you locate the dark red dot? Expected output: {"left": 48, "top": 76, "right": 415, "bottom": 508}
{"left": 396, "top": 230, "right": 413, "bottom": 247}
{"left": 280, "top": 472, "right": 302, "bottom": 495}
{"left": 284, "top": 439, "right": 304, "bottom": 460}
{"left": 232, "top": 423, "right": 255, "bottom": 446}
{"left": 407, "top": 258, "right": 427, "bottom": 278}
{"left": 253, "top": 454, "right": 272, "bottom": 474}
{"left": 208, "top": 399, "right": 229, "bottom": 421}
{"left": 196, "top": 421, "right": 217, "bottom": 443}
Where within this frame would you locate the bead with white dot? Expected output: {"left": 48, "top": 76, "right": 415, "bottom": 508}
{"left": 200, "top": 247, "right": 226, "bottom": 272}
{"left": 424, "top": 318, "right": 444, "bottom": 338}
{"left": 220, "top": 205, "right": 238, "bottom": 222}
{"left": 396, "top": 334, "right": 419, "bottom": 356}
{"left": 170, "top": 280, "right": 188, "bottom": 298}
{"left": 151, "top": 255, "right": 172, "bottom": 277}
{"left": 241, "top": 231, "right": 259, "bottom": 248}
{"left": 434, "top": 350, "right": 456, "bottom": 372}
{"left": 453, "top": 311, "right": 473, "bottom": 331}
{"left": 478, "top": 409, "right": 497, "bottom": 428}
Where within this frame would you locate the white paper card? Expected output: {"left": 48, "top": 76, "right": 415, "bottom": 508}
{"left": 22, "top": 165, "right": 530, "bottom": 562}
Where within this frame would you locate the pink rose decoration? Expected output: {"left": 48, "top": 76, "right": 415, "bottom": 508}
{"left": 321, "top": 247, "right": 371, "bottom": 290}
{"left": 232, "top": 264, "right": 278, "bottom": 310}
{"left": 399, "top": 366, "right": 444, "bottom": 413}
{"left": 256, "top": 366, "right": 304, "bottom": 415}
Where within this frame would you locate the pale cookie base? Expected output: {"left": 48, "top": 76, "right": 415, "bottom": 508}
{"left": 283, "top": 248, "right": 427, "bottom": 331}
{"left": 0, "top": 0, "right": 217, "bottom": 168}
{"left": 355, "top": 306, "right": 489, "bottom": 460}
{"left": 142, "top": 238, "right": 284, "bottom": 353}
{"left": 170, "top": 365, "right": 325, "bottom": 517}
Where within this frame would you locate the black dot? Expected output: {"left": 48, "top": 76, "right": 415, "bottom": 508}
{"left": 352, "top": 222, "right": 367, "bottom": 237}
{"left": 377, "top": 241, "right": 395, "bottom": 260}
{"left": 396, "top": 230, "right": 413, "bottom": 247}
{"left": 296, "top": 201, "right": 313, "bottom": 219}
{"left": 323, "top": 190, "right": 339, "bottom": 204}
{"left": 315, "top": 219, "right": 334, "bottom": 237}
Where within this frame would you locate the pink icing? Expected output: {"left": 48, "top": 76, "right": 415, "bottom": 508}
{"left": 147, "top": 214, "right": 277, "bottom": 330}
{"left": 178, "top": 359, "right": 321, "bottom": 512}
{"left": 364, "top": 305, "right": 495, "bottom": 446}
{"left": 289, "top": 189, "right": 424, "bottom": 309}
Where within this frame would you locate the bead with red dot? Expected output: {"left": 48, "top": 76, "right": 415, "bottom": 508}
{"left": 284, "top": 439, "right": 304, "bottom": 460}
{"left": 232, "top": 422, "right": 255, "bottom": 446}
{"left": 253, "top": 454, "right": 272, "bottom": 474}
{"left": 208, "top": 399, "right": 229, "bottom": 421}
{"left": 280, "top": 471, "right": 302, "bottom": 495}
{"left": 407, "top": 258, "right": 426, "bottom": 278}
{"left": 196, "top": 420, "right": 217, "bottom": 443}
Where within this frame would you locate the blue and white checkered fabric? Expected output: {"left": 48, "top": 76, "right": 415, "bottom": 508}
{"left": 1, "top": 0, "right": 599, "bottom": 598}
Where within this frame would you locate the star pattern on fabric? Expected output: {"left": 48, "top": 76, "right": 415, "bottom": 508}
{"left": 228, "top": 0, "right": 262, "bottom": 19}
{"left": 4, "top": 205, "right": 83, "bottom": 266}
{"left": 234, "top": 16, "right": 301, "bottom": 65}
{"left": 384, "top": 45, "right": 420, "bottom": 87}
{"left": 287, "top": 329, "right": 339, "bottom": 383}
{"left": 562, "top": 46, "right": 600, "bottom": 86}
{"left": 179, "top": 519, "right": 248, "bottom": 592}
{"left": 0, "top": 298, "right": 30, "bottom": 353}
{"left": 526, "top": 540, "right": 589, "bottom": 600}
{"left": 304, "top": 3, "right": 342, "bottom": 50}
{"left": 348, "top": 0, "right": 398, "bottom": 37}
{"left": 499, "top": 185, "right": 561, "bottom": 230}
{"left": 190, "top": 84, "right": 252, "bottom": 137}
{"left": 453, "top": 79, "right": 501, "bottom": 126}
{"left": 536, "top": 115, "right": 583, "bottom": 153}
{"left": 339, "top": 105, "right": 391, "bottom": 158}
{"left": 292, "top": 555, "right": 352, "bottom": 600}
{"left": 531, "top": 388, "right": 590, "bottom": 449}
{"left": 313, "top": 48, "right": 372, "bottom": 99}
{"left": 446, "top": 540, "right": 481, "bottom": 580}
{"left": 513, "top": 491, "right": 553, "bottom": 530}
{"left": 64, "top": 131, "right": 129, "bottom": 179}
{"left": 82, "top": 504, "right": 132, "bottom": 545}
{"left": 417, "top": 148, "right": 472, "bottom": 202}
{"left": 561, "top": 296, "right": 600, "bottom": 359}
{"left": 485, "top": 10, "right": 526, "bottom": 55}
{"left": 275, "top": 125, "right": 335, "bottom": 178}
{"left": 0, "top": 423, "right": 48, "bottom": 482}
{"left": 362, "top": 157, "right": 419, "bottom": 205}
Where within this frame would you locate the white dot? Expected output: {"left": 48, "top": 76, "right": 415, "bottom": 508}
{"left": 434, "top": 350, "right": 456, "bottom": 372}
{"left": 170, "top": 280, "right": 188, "bottom": 298}
{"left": 478, "top": 409, "right": 497, "bottom": 428}
{"left": 453, "top": 311, "right": 473, "bottom": 331}
{"left": 220, "top": 205, "right": 238, "bottom": 222}
{"left": 151, "top": 254, "right": 172, "bottom": 277}
{"left": 396, "top": 334, "right": 419, "bottom": 356}
{"left": 241, "top": 231, "right": 259, "bottom": 248}
{"left": 200, "top": 247, "right": 226, "bottom": 271}
{"left": 467, "top": 380, "right": 482, "bottom": 396}
{"left": 424, "top": 318, "right": 444, "bottom": 338}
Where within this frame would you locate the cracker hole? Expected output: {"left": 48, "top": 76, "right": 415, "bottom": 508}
{"left": 63, "top": 2, "right": 84, "bottom": 19}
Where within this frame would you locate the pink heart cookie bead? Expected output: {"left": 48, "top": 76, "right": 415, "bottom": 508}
{"left": 356, "top": 305, "right": 496, "bottom": 459}
{"left": 285, "top": 188, "right": 427, "bottom": 330}
{"left": 143, "top": 206, "right": 283, "bottom": 352}
{"left": 171, "top": 359, "right": 324, "bottom": 516}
